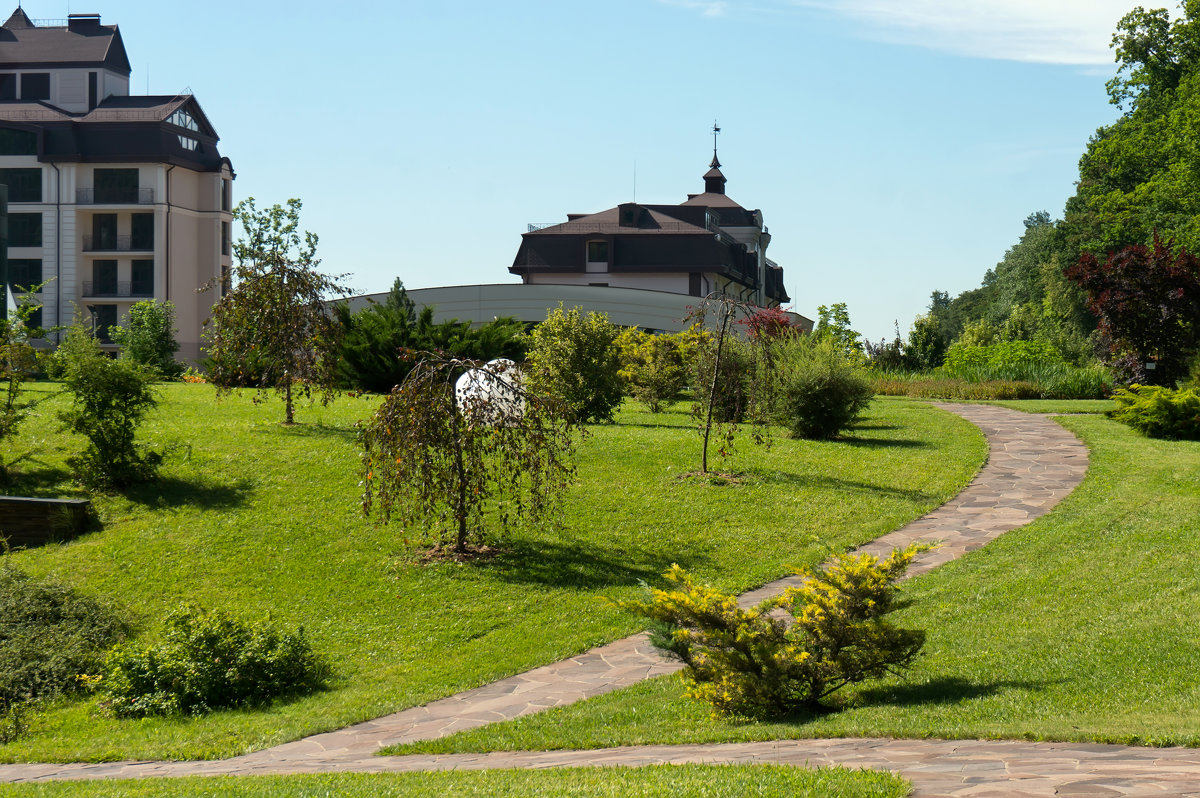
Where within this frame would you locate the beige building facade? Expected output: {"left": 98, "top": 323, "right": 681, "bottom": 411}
{"left": 0, "top": 8, "right": 233, "bottom": 362}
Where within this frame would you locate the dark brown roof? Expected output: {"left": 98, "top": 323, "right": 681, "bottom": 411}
{"left": 528, "top": 204, "right": 712, "bottom": 236}
{"left": 680, "top": 191, "right": 745, "bottom": 209}
{"left": 0, "top": 11, "right": 131, "bottom": 74}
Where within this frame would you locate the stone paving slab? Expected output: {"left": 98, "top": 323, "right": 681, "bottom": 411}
{"left": 6, "top": 403, "right": 1172, "bottom": 795}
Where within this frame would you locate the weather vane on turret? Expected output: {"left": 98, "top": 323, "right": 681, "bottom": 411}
{"left": 710, "top": 120, "right": 721, "bottom": 168}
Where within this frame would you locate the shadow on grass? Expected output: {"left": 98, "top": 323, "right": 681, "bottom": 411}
{"left": 840, "top": 436, "right": 931, "bottom": 449}
{"left": 851, "top": 676, "right": 1048, "bottom": 709}
{"left": 745, "top": 469, "right": 937, "bottom": 502}
{"left": 475, "top": 538, "right": 710, "bottom": 590}
{"left": 276, "top": 422, "right": 360, "bottom": 441}
{"left": 0, "top": 462, "right": 78, "bottom": 499}
{"left": 123, "top": 475, "right": 254, "bottom": 510}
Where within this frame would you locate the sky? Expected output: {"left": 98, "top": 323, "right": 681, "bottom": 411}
{"left": 30, "top": 0, "right": 1159, "bottom": 340}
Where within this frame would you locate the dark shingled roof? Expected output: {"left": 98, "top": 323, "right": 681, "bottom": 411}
{"left": 0, "top": 11, "right": 131, "bottom": 74}
{"left": 527, "top": 204, "right": 711, "bottom": 237}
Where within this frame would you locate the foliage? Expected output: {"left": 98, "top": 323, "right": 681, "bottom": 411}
{"left": 108, "top": 300, "right": 184, "bottom": 379}
{"left": 615, "top": 328, "right": 688, "bottom": 412}
{"left": 943, "top": 340, "right": 1063, "bottom": 379}
{"left": 334, "top": 279, "right": 527, "bottom": 394}
{"left": 0, "top": 292, "right": 44, "bottom": 480}
{"left": 525, "top": 304, "right": 623, "bottom": 424}
{"left": 0, "top": 560, "right": 126, "bottom": 738}
{"left": 58, "top": 354, "right": 160, "bottom": 489}
{"left": 1067, "top": 235, "right": 1200, "bottom": 385}
{"left": 1109, "top": 384, "right": 1200, "bottom": 439}
{"left": 813, "top": 302, "right": 863, "bottom": 357}
{"left": 360, "top": 356, "right": 580, "bottom": 553}
{"left": 772, "top": 334, "right": 874, "bottom": 440}
{"left": 736, "top": 305, "right": 802, "bottom": 341}
{"left": 871, "top": 363, "right": 1112, "bottom": 401}
{"left": 871, "top": 375, "right": 1043, "bottom": 401}
{"left": 101, "top": 605, "right": 328, "bottom": 718}
{"left": 903, "top": 314, "right": 946, "bottom": 370}
{"left": 614, "top": 545, "right": 925, "bottom": 718}
{"left": 204, "top": 198, "right": 350, "bottom": 423}
{"left": 44, "top": 322, "right": 102, "bottom": 381}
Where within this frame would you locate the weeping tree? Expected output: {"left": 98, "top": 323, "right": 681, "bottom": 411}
{"left": 359, "top": 356, "right": 580, "bottom": 554}
{"left": 205, "top": 198, "right": 350, "bottom": 424}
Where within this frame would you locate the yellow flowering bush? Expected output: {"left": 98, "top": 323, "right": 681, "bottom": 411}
{"left": 613, "top": 544, "right": 928, "bottom": 718}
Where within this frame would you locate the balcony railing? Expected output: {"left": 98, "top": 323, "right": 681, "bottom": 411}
{"left": 82, "top": 280, "right": 154, "bottom": 298}
{"left": 76, "top": 188, "right": 155, "bottom": 205}
{"left": 82, "top": 234, "right": 154, "bottom": 252}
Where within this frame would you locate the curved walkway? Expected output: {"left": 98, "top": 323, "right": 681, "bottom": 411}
{"left": 11, "top": 403, "right": 1186, "bottom": 797}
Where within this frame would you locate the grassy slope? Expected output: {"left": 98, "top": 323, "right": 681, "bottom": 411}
{"left": 0, "top": 386, "right": 981, "bottom": 762}
{"left": 0, "top": 765, "right": 909, "bottom": 798}
{"left": 393, "top": 413, "right": 1200, "bottom": 754}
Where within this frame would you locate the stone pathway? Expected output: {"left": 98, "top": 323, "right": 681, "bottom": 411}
{"left": 8, "top": 404, "right": 1188, "bottom": 796}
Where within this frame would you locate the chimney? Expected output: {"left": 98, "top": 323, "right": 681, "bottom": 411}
{"left": 68, "top": 14, "right": 102, "bottom": 32}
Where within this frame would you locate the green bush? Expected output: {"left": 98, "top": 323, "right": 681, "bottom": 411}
{"left": 101, "top": 605, "right": 329, "bottom": 718}
{"left": 0, "top": 561, "right": 126, "bottom": 721}
{"left": 58, "top": 354, "right": 161, "bottom": 488}
{"left": 615, "top": 545, "right": 926, "bottom": 718}
{"left": 1109, "top": 385, "right": 1200, "bottom": 439}
{"left": 772, "top": 335, "right": 874, "bottom": 439}
{"left": 943, "top": 339, "right": 1063, "bottom": 380}
{"left": 109, "top": 300, "right": 185, "bottom": 379}
{"left": 526, "top": 304, "right": 623, "bottom": 423}
{"left": 615, "top": 329, "right": 688, "bottom": 413}
{"left": 692, "top": 333, "right": 755, "bottom": 424}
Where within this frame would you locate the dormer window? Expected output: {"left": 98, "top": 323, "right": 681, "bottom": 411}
{"left": 167, "top": 108, "right": 199, "bottom": 132}
{"left": 20, "top": 73, "right": 49, "bottom": 101}
{"left": 177, "top": 135, "right": 198, "bottom": 151}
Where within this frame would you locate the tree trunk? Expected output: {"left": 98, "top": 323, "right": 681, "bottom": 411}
{"left": 701, "top": 303, "right": 732, "bottom": 475}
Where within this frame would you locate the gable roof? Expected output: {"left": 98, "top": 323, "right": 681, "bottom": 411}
{"left": 0, "top": 11, "right": 131, "bottom": 75}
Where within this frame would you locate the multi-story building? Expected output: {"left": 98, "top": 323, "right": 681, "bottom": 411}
{"left": 0, "top": 7, "right": 233, "bottom": 362}
{"left": 510, "top": 157, "right": 789, "bottom": 308}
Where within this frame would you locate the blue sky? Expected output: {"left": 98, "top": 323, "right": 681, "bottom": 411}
{"left": 39, "top": 0, "right": 1151, "bottom": 340}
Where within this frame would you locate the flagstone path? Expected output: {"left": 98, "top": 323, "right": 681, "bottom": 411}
{"left": 7, "top": 404, "right": 1193, "bottom": 795}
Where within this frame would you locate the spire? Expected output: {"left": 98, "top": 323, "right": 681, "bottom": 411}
{"left": 704, "top": 121, "right": 726, "bottom": 195}
{"left": 3, "top": 6, "right": 34, "bottom": 28}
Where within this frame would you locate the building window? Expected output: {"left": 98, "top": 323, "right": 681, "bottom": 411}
{"left": 130, "top": 213, "right": 154, "bottom": 250}
{"left": 8, "top": 213, "right": 42, "bottom": 247}
{"left": 93, "top": 168, "right": 140, "bottom": 204}
{"left": 131, "top": 260, "right": 154, "bottom": 296}
{"left": 177, "top": 135, "right": 198, "bottom": 151}
{"left": 20, "top": 73, "right": 50, "bottom": 101}
{"left": 7, "top": 259, "right": 41, "bottom": 292}
{"left": 91, "top": 213, "right": 118, "bottom": 250}
{"left": 88, "top": 71, "right": 97, "bottom": 110}
{"left": 92, "top": 260, "right": 118, "bottom": 296}
{"left": 221, "top": 180, "right": 232, "bottom": 212}
{"left": 167, "top": 108, "right": 199, "bottom": 132}
{"left": 90, "top": 304, "right": 117, "bottom": 343}
{"left": 586, "top": 241, "right": 608, "bottom": 262}
{"left": 221, "top": 221, "right": 231, "bottom": 256}
{"left": 0, "top": 74, "right": 14, "bottom": 100}
{"left": 0, "top": 127, "right": 37, "bottom": 156}
{"left": 0, "top": 168, "right": 42, "bottom": 202}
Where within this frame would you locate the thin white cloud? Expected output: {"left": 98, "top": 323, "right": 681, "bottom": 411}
{"left": 791, "top": 0, "right": 1166, "bottom": 65}
{"left": 658, "top": 0, "right": 729, "bottom": 17}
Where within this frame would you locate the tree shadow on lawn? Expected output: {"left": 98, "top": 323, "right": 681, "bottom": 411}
{"left": 123, "top": 475, "right": 254, "bottom": 510}
{"left": 848, "top": 676, "right": 1053, "bottom": 709}
{"left": 0, "top": 459, "right": 78, "bottom": 498}
{"left": 839, "top": 435, "right": 932, "bottom": 449}
{"left": 274, "top": 422, "right": 360, "bottom": 441}
{"left": 474, "top": 538, "right": 712, "bottom": 590}
{"left": 745, "top": 469, "right": 939, "bottom": 503}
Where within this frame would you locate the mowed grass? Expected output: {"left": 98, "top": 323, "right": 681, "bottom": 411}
{"left": 0, "top": 765, "right": 909, "bottom": 798}
{"left": 0, "top": 385, "right": 982, "bottom": 762}
{"left": 392, "top": 413, "right": 1200, "bottom": 754}
{"left": 978, "top": 398, "right": 1113, "bottom": 414}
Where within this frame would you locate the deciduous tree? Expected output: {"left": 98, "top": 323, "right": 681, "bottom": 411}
{"left": 205, "top": 198, "right": 349, "bottom": 423}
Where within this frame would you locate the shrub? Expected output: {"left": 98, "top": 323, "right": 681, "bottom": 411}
{"left": 108, "top": 300, "right": 185, "bottom": 379}
{"left": 526, "top": 305, "right": 623, "bottom": 423}
{"left": 616, "top": 329, "right": 688, "bottom": 412}
{"left": 772, "top": 335, "right": 874, "bottom": 439}
{"left": 58, "top": 354, "right": 161, "bottom": 489}
{"left": 0, "top": 560, "right": 126, "bottom": 730}
{"left": 692, "top": 333, "right": 755, "bottom": 424}
{"left": 1109, "top": 385, "right": 1200, "bottom": 439}
{"left": 943, "top": 339, "right": 1063, "bottom": 380}
{"left": 101, "top": 605, "right": 329, "bottom": 718}
{"left": 615, "top": 545, "right": 926, "bottom": 718}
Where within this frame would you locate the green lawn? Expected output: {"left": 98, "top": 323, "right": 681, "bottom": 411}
{"left": 0, "top": 765, "right": 909, "bottom": 797}
{"left": 978, "top": 398, "right": 1113, "bottom": 414}
{"left": 390, "top": 414, "right": 1200, "bottom": 754}
{"left": 0, "top": 386, "right": 983, "bottom": 762}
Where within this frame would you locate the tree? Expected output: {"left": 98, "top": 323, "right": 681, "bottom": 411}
{"left": 359, "top": 356, "right": 579, "bottom": 554}
{"left": 525, "top": 305, "right": 623, "bottom": 424}
{"left": 59, "top": 352, "right": 160, "bottom": 489}
{"left": 109, "top": 300, "right": 183, "bottom": 379}
{"left": 0, "top": 292, "right": 44, "bottom": 481}
{"left": 1067, "top": 233, "right": 1200, "bottom": 384}
{"left": 205, "top": 198, "right": 350, "bottom": 423}
{"left": 813, "top": 302, "right": 863, "bottom": 357}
